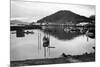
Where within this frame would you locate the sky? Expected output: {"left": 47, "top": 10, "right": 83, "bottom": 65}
{"left": 11, "top": 0, "right": 96, "bottom": 23}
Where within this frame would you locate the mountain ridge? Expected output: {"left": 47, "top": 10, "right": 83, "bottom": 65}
{"left": 37, "top": 10, "right": 90, "bottom": 24}
{"left": 10, "top": 20, "right": 29, "bottom": 25}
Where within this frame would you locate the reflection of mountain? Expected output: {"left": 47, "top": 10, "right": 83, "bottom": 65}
{"left": 37, "top": 10, "right": 90, "bottom": 24}
{"left": 10, "top": 20, "right": 29, "bottom": 26}
{"left": 42, "top": 26, "right": 82, "bottom": 40}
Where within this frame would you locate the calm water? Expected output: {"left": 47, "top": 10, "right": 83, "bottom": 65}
{"left": 10, "top": 26, "right": 95, "bottom": 61}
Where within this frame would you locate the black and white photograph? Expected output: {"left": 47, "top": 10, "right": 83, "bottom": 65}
{"left": 10, "top": 0, "right": 95, "bottom": 66}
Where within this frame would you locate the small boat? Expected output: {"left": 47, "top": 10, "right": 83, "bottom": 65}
{"left": 85, "top": 29, "right": 95, "bottom": 38}
{"left": 64, "top": 28, "right": 70, "bottom": 32}
{"left": 24, "top": 31, "right": 34, "bottom": 34}
{"left": 64, "top": 27, "right": 80, "bottom": 33}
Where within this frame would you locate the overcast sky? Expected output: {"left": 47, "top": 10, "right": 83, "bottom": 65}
{"left": 11, "top": 0, "right": 95, "bottom": 22}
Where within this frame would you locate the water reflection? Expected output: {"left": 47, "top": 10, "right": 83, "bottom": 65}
{"left": 11, "top": 25, "right": 95, "bottom": 40}
{"left": 10, "top": 25, "right": 95, "bottom": 61}
{"left": 41, "top": 25, "right": 95, "bottom": 40}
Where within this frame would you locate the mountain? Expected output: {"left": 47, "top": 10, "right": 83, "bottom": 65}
{"left": 37, "top": 10, "right": 90, "bottom": 24}
{"left": 89, "top": 15, "right": 95, "bottom": 20}
{"left": 89, "top": 15, "right": 95, "bottom": 23}
{"left": 10, "top": 20, "right": 29, "bottom": 26}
